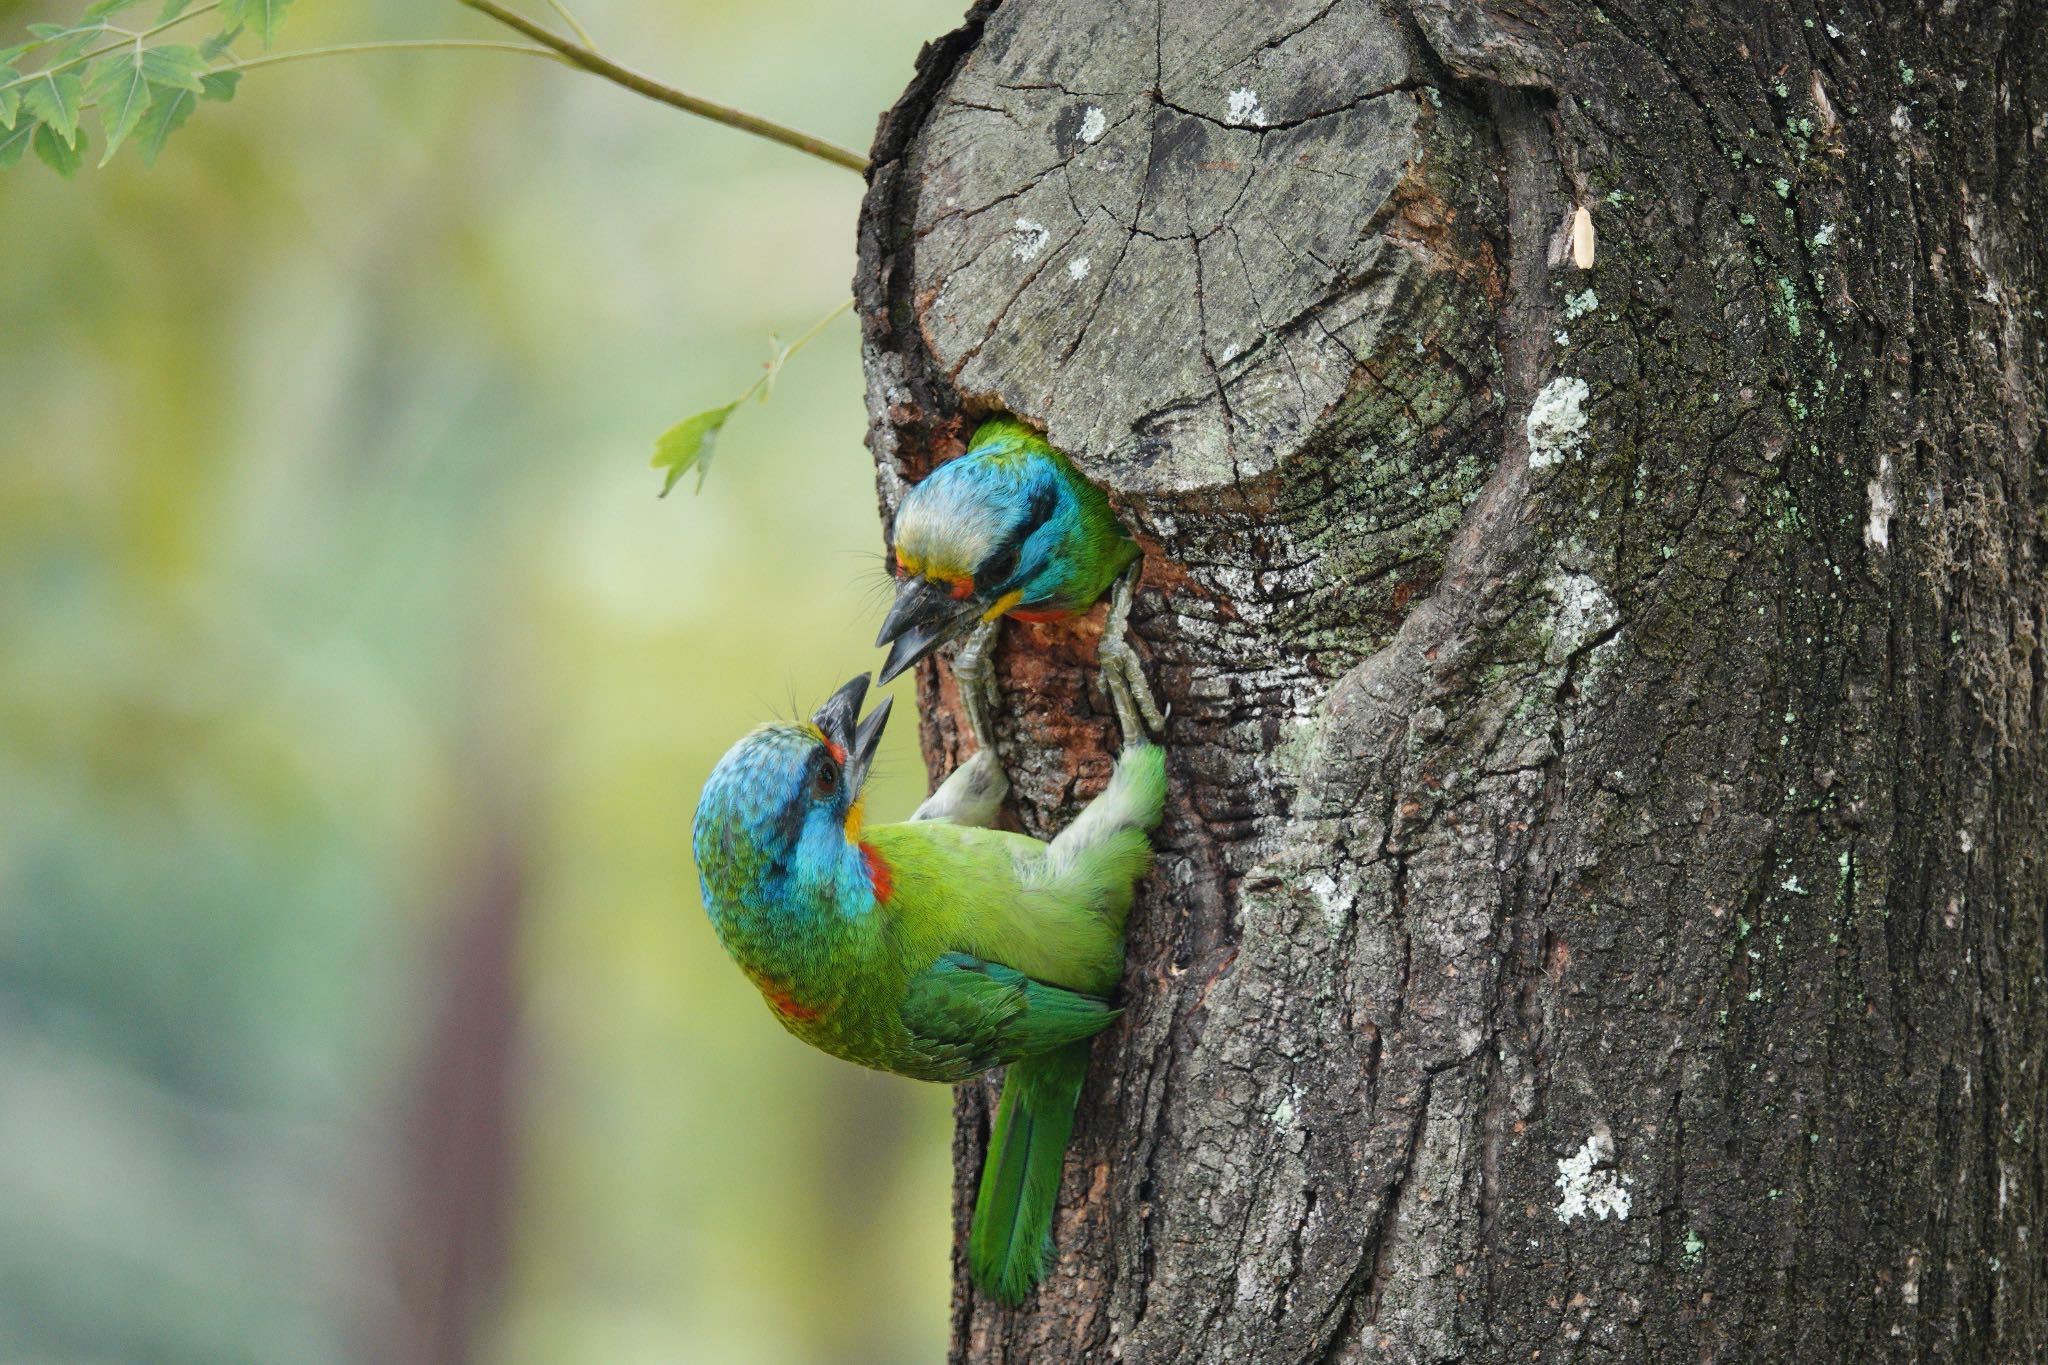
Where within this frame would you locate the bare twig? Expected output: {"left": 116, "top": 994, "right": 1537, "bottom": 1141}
{"left": 454, "top": 0, "right": 868, "bottom": 173}
{"left": 540, "top": 0, "right": 597, "bottom": 48}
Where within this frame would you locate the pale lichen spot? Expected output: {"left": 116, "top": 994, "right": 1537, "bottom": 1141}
{"left": 1303, "top": 869, "right": 1350, "bottom": 933}
{"left": 1068, "top": 255, "right": 1092, "bottom": 281}
{"left": 1866, "top": 451, "right": 1895, "bottom": 550}
{"left": 1077, "top": 105, "right": 1107, "bottom": 145}
{"left": 1526, "top": 376, "right": 1591, "bottom": 471}
{"left": 1011, "top": 218, "right": 1050, "bottom": 263}
{"left": 1225, "top": 87, "right": 1266, "bottom": 127}
{"left": 1812, "top": 221, "right": 1838, "bottom": 249}
{"left": 1544, "top": 568, "right": 1616, "bottom": 667}
{"left": 1563, "top": 287, "right": 1599, "bottom": 320}
{"left": 1556, "top": 1134, "right": 1633, "bottom": 1223}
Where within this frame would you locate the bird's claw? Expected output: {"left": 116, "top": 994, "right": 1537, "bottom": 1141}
{"left": 1101, "top": 566, "right": 1166, "bottom": 747}
{"left": 951, "top": 617, "right": 1004, "bottom": 756}
{"left": 1102, "top": 635, "right": 1167, "bottom": 745}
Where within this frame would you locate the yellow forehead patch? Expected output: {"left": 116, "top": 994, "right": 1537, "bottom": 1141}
{"left": 893, "top": 538, "right": 970, "bottom": 584}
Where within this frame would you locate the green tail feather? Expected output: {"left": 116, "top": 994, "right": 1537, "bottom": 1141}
{"left": 969, "top": 1042, "right": 1093, "bottom": 1304}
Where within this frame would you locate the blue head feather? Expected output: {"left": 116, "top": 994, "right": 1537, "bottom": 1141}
{"left": 693, "top": 723, "right": 875, "bottom": 937}
{"left": 893, "top": 420, "right": 1118, "bottom": 613}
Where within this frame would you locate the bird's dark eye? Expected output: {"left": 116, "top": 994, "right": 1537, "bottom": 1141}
{"left": 812, "top": 760, "right": 840, "bottom": 798}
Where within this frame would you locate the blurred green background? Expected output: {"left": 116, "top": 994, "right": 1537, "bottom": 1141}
{"left": 0, "top": 0, "right": 963, "bottom": 1360}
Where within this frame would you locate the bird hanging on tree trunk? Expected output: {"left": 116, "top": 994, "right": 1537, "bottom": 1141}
{"left": 693, "top": 673, "right": 1166, "bottom": 1302}
{"left": 876, "top": 417, "right": 1166, "bottom": 754}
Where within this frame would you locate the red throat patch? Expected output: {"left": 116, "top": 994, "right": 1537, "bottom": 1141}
{"left": 860, "top": 841, "right": 894, "bottom": 903}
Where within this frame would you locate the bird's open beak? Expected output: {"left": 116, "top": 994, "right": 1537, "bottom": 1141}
{"left": 875, "top": 577, "right": 981, "bottom": 684}
{"left": 811, "top": 673, "right": 892, "bottom": 794}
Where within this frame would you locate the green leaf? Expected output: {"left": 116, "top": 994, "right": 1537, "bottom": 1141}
{"left": 200, "top": 27, "right": 242, "bottom": 60}
{"left": 20, "top": 71, "right": 83, "bottom": 146}
{"left": 85, "top": 0, "right": 151, "bottom": 17}
{"left": 134, "top": 84, "right": 193, "bottom": 167}
{"left": 88, "top": 54, "right": 152, "bottom": 163}
{"left": 139, "top": 44, "right": 208, "bottom": 93}
{"left": 0, "top": 70, "right": 20, "bottom": 132}
{"left": 653, "top": 401, "right": 741, "bottom": 495}
{"left": 199, "top": 69, "right": 239, "bottom": 102}
{"left": 159, "top": 0, "right": 197, "bottom": 20}
{"left": 220, "top": 0, "right": 292, "bottom": 48}
{"left": 34, "top": 119, "right": 83, "bottom": 177}
{"left": 0, "top": 117, "right": 35, "bottom": 169}
{"left": 26, "top": 25, "right": 102, "bottom": 63}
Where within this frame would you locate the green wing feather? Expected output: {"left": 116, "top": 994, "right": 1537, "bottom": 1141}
{"left": 899, "top": 951, "right": 1119, "bottom": 1076}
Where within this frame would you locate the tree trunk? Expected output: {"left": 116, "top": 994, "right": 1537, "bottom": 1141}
{"left": 854, "top": 1, "right": 2048, "bottom": 1359}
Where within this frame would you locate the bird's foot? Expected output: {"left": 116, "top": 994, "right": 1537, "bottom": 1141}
{"left": 1101, "top": 566, "right": 1166, "bottom": 747}
{"left": 951, "top": 616, "right": 1004, "bottom": 755}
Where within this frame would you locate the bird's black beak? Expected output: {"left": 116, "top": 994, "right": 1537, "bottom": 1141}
{"left": 811, "top": 673, "right": 892, "bottom": 794}
{"left": 875, "top": 577, "right": 981, "bottom": 684}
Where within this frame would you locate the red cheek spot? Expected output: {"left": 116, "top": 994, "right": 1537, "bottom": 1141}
{"left": 748, "top": 970, "right": 822, "bottom": 1023}
{"left": 861, "top": 841, "right": 894, "bottom": 903}
{"left": 949, "top": 579, "right": 974, "bottom": 600}
{"left": 765, "top": 986, "right": 820, "bottom": 1022}
{"left": 824, "top": 740, "right": 847, "bottom": 763}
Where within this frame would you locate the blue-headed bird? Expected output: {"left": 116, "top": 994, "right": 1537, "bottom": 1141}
{"left": 693, "top": 674, "right": 1167, "bottom": 1303}
{"left": 876, "top": 417, "right": 1165, "bottom": 752}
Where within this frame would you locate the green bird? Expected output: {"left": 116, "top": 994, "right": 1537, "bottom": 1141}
{"left": 693, "top": 674, "right": 1167, "bottom": 1302}
{"left": 876, "top": 417, "right": 1166, "bottom": 751}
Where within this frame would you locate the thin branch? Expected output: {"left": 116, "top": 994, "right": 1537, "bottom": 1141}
{"left": 758, "top": 296, "right": 856, "bottom": 401}
{"left": 540, "top": 0, "right": 596, "bottom": 49}
{"left": 453, "top": 0, "right": 868, "bottom": 173}
{"left": 228, "top": 39, "right": 566, "bottom": 75}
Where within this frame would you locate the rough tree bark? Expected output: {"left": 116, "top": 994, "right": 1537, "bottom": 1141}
{"left": 855, "top": 2, "right": 2047, "bottom": 1359}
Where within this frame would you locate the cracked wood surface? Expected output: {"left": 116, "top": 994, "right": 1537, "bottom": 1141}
{"left": 856, "top": 1, "right": 2048, "bottom": 1360}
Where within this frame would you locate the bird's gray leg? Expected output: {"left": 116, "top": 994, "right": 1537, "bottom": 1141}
{"left": 912, "top": 618, "right": 1007, "bottom": 827}
{"left": 908, "top": 748, "right": 1009, "bottom": 827}
{"left": 1100, "top": 563, "right": 1166, "bottom": 745}
{"left": 950, "top": 616, "right": 1003, "bottom": 754}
